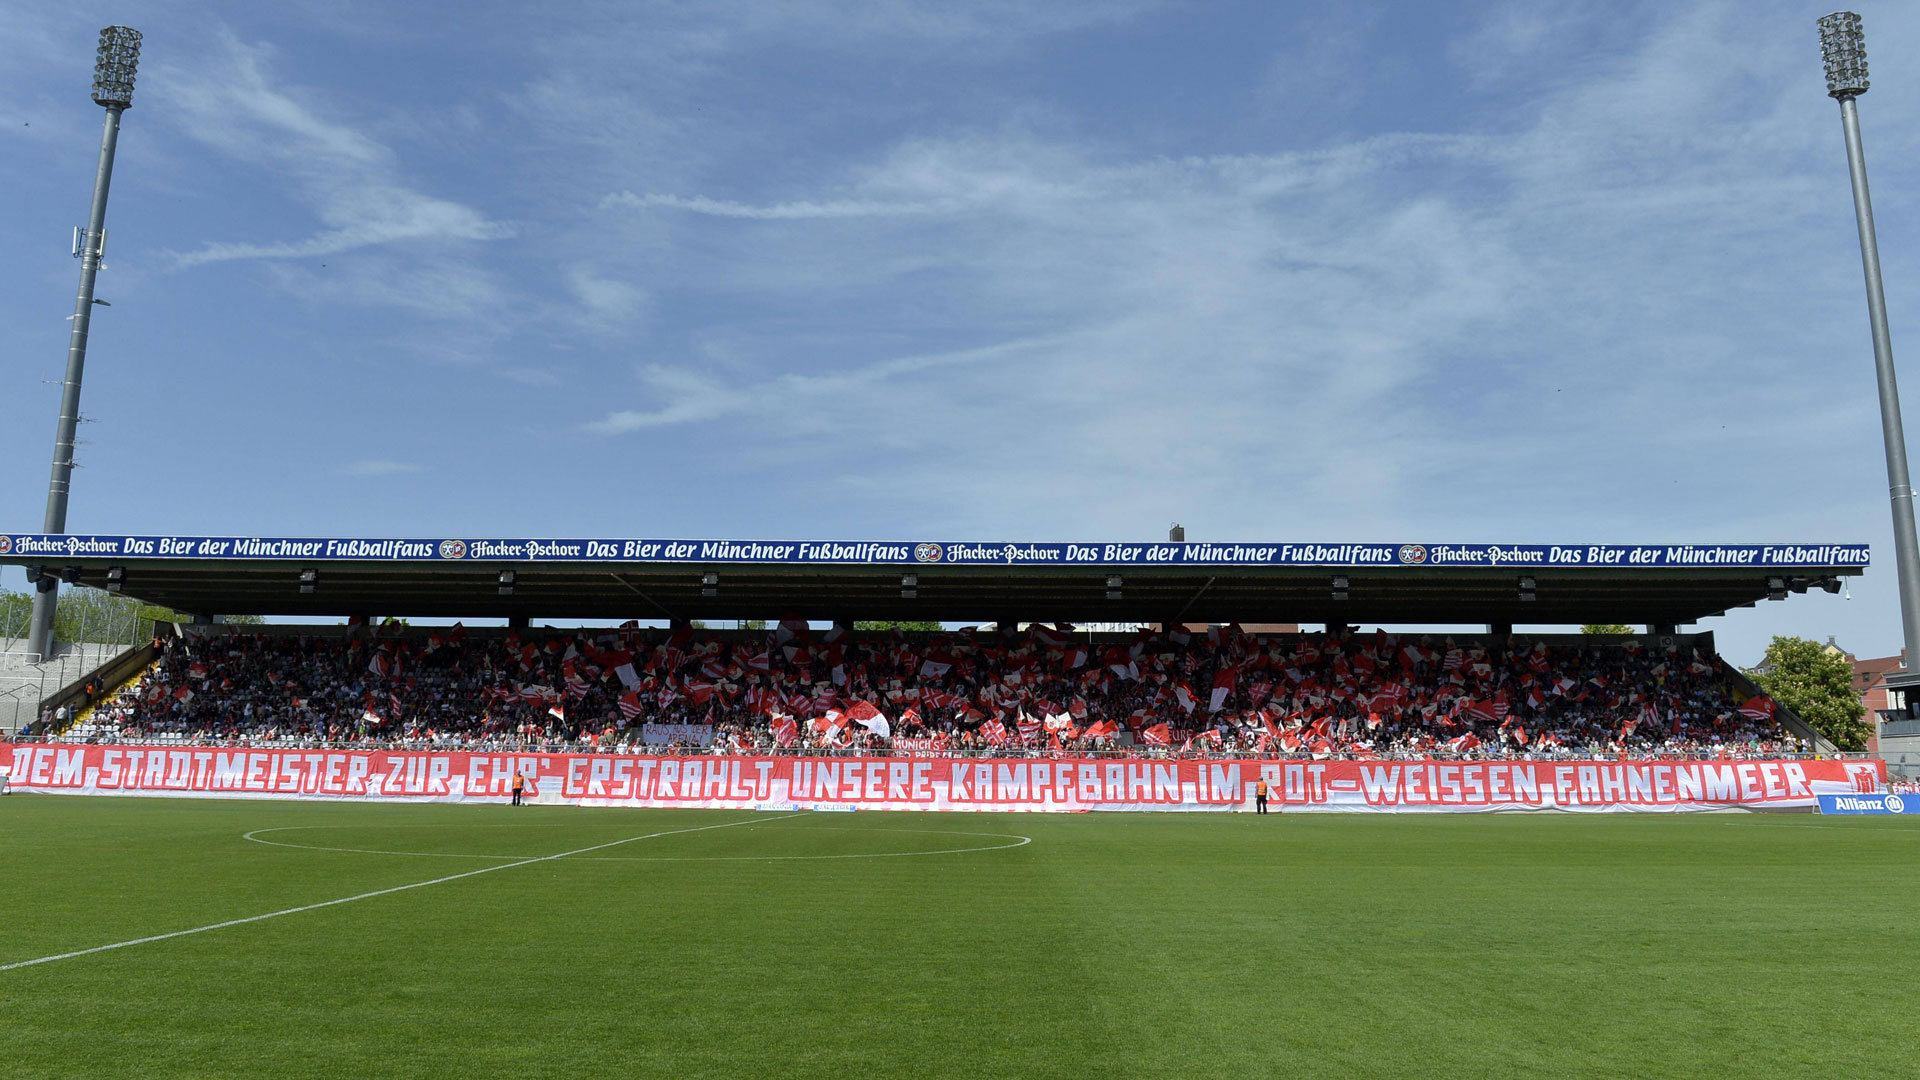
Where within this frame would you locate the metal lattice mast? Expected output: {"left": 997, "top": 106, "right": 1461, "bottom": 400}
{"left": 25, "top": 26, "right": 142, "bottom": 663}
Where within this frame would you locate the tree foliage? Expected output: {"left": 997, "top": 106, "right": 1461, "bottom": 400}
{"left": 1581, "top": 624, "right": 1637, "bottom": 636}
{"left": 1, "top": 586, "right": 260, "bottom": 645}
{"left": 1748, "top": 635, "right": 1871, "bottom": 751}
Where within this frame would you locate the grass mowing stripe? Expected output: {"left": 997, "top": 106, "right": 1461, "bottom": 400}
{"left": 0, "top": 812, "right": 799, "bottom": 973}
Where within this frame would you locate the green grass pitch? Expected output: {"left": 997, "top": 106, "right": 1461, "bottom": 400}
{"left": 1, "top": 796, "right": 1915, "bottom": 1079}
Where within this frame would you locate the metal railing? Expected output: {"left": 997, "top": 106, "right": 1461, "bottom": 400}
{"left": 10, "top": 731, "right": 1856, "bottom": 765}
{"left": 0, "top": 585, "right": 159, "bottom": 734}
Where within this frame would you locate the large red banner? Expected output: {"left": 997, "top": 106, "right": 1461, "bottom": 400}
{"left": 2, "top": 745, "right": 1885, "bottom": 812}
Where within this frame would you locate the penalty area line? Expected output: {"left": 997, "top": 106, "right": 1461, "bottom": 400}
{"left": 0, "top": 813, "right": 801, "bottom": 974}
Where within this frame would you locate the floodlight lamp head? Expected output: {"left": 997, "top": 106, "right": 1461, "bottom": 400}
{"left": 92, "top": 26, "right": 142, "bottom": 108}
{"left": 1818, "top": 12, "right": 1868, "bottom": 99}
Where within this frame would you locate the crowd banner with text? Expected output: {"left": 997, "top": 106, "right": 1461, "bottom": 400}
{"left": 4, "top": 746, "right": 1885, "bottom": 813}
{"left": 638, "top": 723, "right": 715, "bottom": 747}
{"left": 0, "top": 534, "right": 1872, "bottom": 569}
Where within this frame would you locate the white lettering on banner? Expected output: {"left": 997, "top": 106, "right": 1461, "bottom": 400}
{"left": 0, "top": 535, "right": 1873, "bottom": 568}
{"left": 2, "top": 746, "right": 1884, "bottom": 813}
{"left": 639, "top": 723, "right": 715, "bottom": 746}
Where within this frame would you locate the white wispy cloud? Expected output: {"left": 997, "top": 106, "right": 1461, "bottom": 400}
{"left": 603, "top": 191, "right": 954, "bottom": 220}
{"left": 565, "top": 267, "right": 650, "bottom": 323}
{"left": 156, "top": 32, "right": 510, "bottom": 269}
{"left": 573, "top": 0, "right": 1920, "bottom": 564}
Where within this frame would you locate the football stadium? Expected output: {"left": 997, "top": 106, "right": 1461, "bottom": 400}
{"left": 6, "top": 9, "right": 1920, "bottom": 1080}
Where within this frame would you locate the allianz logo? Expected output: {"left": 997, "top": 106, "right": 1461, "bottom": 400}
{"left": 1833, "top": 794, "right": 1905, "bottom": 812}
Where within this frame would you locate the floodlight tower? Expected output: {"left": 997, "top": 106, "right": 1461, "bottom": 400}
{"left": 24, "top": 26, "right": 142, "bottom": 663}
{"left": 1818, "top": 12, "right": 1920, "bottom": 677}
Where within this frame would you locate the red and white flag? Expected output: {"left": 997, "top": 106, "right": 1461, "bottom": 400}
{"left": 1209, "top": 666, "right": 1236, "bottom": 713}
{"left": 845, "top": 700, "right": 891, "bottom": 738}
{"left": 771, "top": 714, "right": 798, "bottom": 748}
{"left": 1141, "top": 722, "right": 1172, "bottom": 747}
{"left": 1173, "top": 682, "right": 1198, "bottom": 714}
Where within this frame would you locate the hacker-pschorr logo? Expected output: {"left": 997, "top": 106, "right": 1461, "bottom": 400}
{"left": 0, "top": 535, "right": 11, "bottom": 556}
{"left": 438, "top": 539, "right": 468, "bottom": 560}
{"left": 914, "top": 542, "right": 944, "bottom": 563}
{"left": 1397, "top": 544, "right": 1427, "bottom": 565}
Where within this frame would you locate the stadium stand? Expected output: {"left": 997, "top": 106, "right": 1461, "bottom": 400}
{"left": 40, "top": 622, "right": 1806, "bottom": 760}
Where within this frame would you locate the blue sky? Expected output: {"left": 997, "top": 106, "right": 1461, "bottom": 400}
{"left": 4, "top": 0, "right": 1919, "bottom": 664}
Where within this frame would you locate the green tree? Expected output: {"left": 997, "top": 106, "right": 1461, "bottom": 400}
{"left": 854, "top": 621, "right": 944, "bottom": 632}
{"left": 1748, "top": 635, "right": 1870, "bottom": 751}
{"left": 1581, "top": 624, "right": 1637, "bottom": 636}
{"left": 0, "top": 586, "right": 259, "bottom": 645}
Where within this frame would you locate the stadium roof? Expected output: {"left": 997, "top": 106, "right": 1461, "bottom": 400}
{"left": 0, "top": 534, "right": 1870, "bottom": 626}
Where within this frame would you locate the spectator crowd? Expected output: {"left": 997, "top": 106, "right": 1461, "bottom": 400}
{"left": 45, "top": 620, "right": 1808, "bottom": 760}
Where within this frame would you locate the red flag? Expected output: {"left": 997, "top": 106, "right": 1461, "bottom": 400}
{"left": 1141, "top": 722, "right": 1172, "bottom": 747}
{"left": 617, "top": 692, "right": 644, "bottom": 720}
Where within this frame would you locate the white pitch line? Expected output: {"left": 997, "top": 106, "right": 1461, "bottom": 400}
{"left": 0, "top": 813, "right": 800, "bottom": 974}
{"left": 243, "top": 824, "right": 1033, "bottom": 862}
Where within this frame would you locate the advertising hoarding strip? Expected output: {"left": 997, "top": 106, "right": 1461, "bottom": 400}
{"left": 0, "top": 534, "right": 1872, "bottom": 569}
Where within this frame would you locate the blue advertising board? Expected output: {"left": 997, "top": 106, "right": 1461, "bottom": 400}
{"left": 1818, "top": 793, "right": 1918, "bottom": 815}
{"left": 0, "top": 534, "right": 1874, "bottom": 569}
